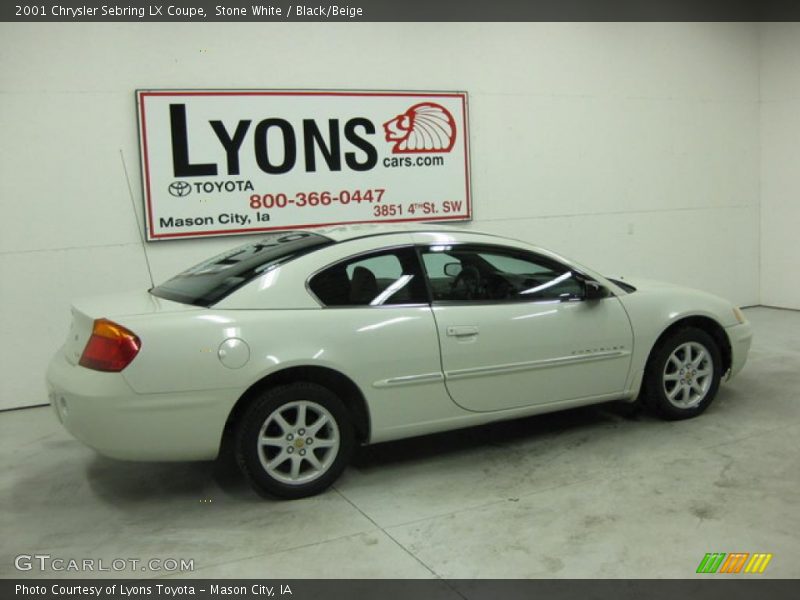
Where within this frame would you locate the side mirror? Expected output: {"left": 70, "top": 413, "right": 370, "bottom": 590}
{"left": 584, "top": 280, "right": 607, "bottom": 301}
{"left": 443, "top": 263, "right": 463, "bottom": 278}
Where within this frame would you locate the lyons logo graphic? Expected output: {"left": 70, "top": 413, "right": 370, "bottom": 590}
{"left": 696, "top": 552, "right": 773, "bottom": 574}
{"left": 383, "top": 102, "right": 457, "bottom": 154}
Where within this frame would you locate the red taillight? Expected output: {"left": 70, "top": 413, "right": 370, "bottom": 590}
{"left": 79, "top": 319, "right": 141, "bottom": 372}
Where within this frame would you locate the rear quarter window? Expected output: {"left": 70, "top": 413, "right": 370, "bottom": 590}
{"left": 308, "top": 248, "right": 427, "bottom": 307}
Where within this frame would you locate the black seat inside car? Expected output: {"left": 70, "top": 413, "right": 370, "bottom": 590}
{"left": 350, "top": 266, "right": 378, "bottom": 304}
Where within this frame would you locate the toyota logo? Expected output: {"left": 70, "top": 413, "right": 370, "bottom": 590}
{"left": 168, "top": 181, "right": 192, "bottom": 197}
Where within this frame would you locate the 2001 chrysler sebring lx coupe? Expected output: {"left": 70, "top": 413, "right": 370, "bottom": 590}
{"left": 47, "top": 225, "right": 752, "bottom": 498}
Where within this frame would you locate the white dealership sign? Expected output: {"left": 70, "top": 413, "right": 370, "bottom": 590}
{"left": 136, "top": 90, "right": 471, "bottom": 240}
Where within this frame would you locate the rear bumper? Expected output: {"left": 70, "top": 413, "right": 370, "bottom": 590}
{"left": 46, "top": 350, "right": 239, "bottom": 461}
{"left": 725, "top": 321, "right": 753, "bottom": 381}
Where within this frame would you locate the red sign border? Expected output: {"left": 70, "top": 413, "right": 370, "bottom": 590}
{"left": 136, "top": 90, "right": 472, "bottom": 240}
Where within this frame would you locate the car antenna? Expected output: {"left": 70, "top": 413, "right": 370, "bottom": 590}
{"left": 119, "top": 148, "right": 156, "bottom": 290}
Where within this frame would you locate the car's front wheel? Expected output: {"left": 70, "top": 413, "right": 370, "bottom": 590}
{"left": 643, "top": 327, "right": 722, "bottom": 420}
{"left": 235, "top": 383, "right": 354, "bottom": 499}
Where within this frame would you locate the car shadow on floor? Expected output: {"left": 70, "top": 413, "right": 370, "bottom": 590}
{"left": 73, "top": 401, "right": 648, "bottom": 506}
{"left": 82, "top": 445, "right": 263, "bottom": 505}
{"left": 350, "top": 401, "right": 647, "bottom": 469}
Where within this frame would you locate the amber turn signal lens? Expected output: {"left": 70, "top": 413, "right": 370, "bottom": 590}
{"left": 79, "top": 318, "right": 141, "bottom": 372}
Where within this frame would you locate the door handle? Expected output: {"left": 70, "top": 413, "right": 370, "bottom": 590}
{"left": 446, "top": 325, "right": 479, "bottom": 337}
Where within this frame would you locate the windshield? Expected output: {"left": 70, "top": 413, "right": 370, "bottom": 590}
{"left": 150, "top": 232, "right": 333, "bottom": 307}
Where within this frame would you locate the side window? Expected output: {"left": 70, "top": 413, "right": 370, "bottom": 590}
{"left": 309, "top": 248, "right": 428, "bottom": 307}
{"left": 421, "top": 245, "right": 583, "bottom": 302}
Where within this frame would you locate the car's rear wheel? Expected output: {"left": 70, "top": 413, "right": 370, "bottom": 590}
{"left": 235, "top": 383, "right": 354, "bottom": 499}
{"left": 643, "top": 327, "right": 722, "bottom": 420}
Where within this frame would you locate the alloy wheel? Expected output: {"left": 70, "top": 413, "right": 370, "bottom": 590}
{"left": 256, "top": 400, "right": 340, "bottom": 485}
{"left": 662, "top": 341, "right": 714, "bottom": 409}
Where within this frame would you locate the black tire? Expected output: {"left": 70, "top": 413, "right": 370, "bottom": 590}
{"left": 643, "top": 327, "right": 722, "bottom": 421}
{"left": 235, "top": 382, "right": 354, "bottom": 499}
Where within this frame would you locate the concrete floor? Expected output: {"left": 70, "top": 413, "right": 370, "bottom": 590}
{"left": 1, "top": 307, "right": 798, "bottom": 579}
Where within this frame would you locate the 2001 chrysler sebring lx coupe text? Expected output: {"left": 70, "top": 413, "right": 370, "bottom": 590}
{"left": 47, "top": 225, "right": 752, "bottom": 498}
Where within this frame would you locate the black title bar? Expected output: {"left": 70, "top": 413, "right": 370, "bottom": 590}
{"left": 3, "top": 0, "right": 800, "bottom": 22}
{"left": 4, "top": 579, "right": 800, "bottom": 600}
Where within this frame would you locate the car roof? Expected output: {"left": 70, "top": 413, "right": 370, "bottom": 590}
{"left": 305, "top": 223, "right": 497, "bottom": 243}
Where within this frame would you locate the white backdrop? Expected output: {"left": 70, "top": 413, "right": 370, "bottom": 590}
{"left": 0, "top": 23, "right": 766, "bottom": 410}
{"left": 760, "top": 24, "right": 800, "bottom": 311}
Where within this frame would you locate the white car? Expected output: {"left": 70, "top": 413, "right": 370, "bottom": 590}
{"left": 46, "top": 225, "right": 753, "bottom": 499}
